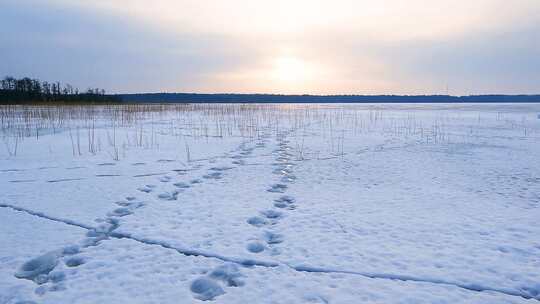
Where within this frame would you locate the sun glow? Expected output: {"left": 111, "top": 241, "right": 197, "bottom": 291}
{"left": 271, "top": 57, "right": 312, "bottom": 85}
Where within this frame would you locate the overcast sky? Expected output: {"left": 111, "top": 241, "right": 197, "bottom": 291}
{"left": 1, "top": 0, "right": 539, "bottom": 95}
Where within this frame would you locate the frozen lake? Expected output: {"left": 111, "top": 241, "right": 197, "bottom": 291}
{"left": 1, "top": 103, "right": 540, "bottom": 303}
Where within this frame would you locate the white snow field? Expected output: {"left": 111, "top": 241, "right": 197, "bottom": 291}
{"left": 1, "top": 103, "right": 539, "bottom": 304}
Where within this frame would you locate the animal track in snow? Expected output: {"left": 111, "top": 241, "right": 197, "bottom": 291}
{"left": 203, "top": 172, "right": 223, "bottom": 180}
{"left": 157, "top": 191, "right": 179, "bottom": 201}
{"left": 274, "top": 195, "right": 296, "bottom": 209}
{"left": 281, "top": 175, "right": 297, "bottom": 183}
{"left": 190, "top": 263, "right": 244, "bottom": 301}
{"left": 263, "top": 231, "right": 284, "bottom": 244}
{"left": 261, "top": 210, "right": 283, "bottom": 219}
{"left": 172, "top": 169, "right": 189, "bottom": 175}
{"left": 247, "top": 216, "right": 268, "bottom": 227}
{"left": 190, "top": 277, "right": 224, "bottom": 301}
{"left": 15, "top": 252, "right": 59, "bottom": 282}
{"left": 173, "top": 182, "right": 191, "bottom": 189}
{"left": 273, "top": 168, "right": 293, "bottom": 175}
{"left": 232, "top": 159, "right": 245, "bottom": 165}
{"left": 267, "top": 184, "right": 287, "bottom": 193}
{"left": 108, "top": 207, "right": 133, "bottom": 217}
{"left": 246, "top": 242, "right": 265, "bottom": 253}
{"left": 210, "top": 166, "right": 234, "bottom": 172}
{"left": 137, "top": 185, "right": 156, "bottom": 193}
{"left": 65, "top": 256, "right": 86, "bottom": 267}
{"left": 159, "top": 175, "right": 172, "bottom": 183}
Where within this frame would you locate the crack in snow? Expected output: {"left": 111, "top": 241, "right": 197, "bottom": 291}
{"left": 0, "top": 204, "right": 94, "bottom": 230}
{"left": 2, "top": 203, "right": 538, "bottom": 301}
{"left": 288, "top": 265, "right": 539, "bottom": 301}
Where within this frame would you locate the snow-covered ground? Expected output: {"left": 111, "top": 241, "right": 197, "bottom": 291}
{"left": 1, "top": 103, "right": 539, "bottom": 303}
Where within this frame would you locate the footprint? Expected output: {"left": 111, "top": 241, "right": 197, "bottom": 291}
{"left": 276, "top": 157, "right": 290, "bottom": 163}
{"left": 281, "top": 175, "right": 296, "bottom": 183}
{"left": 62, "top": 245, "right": 80, "bottom": 256}
{"left": 208, "top": 263, "right": 244, "bottom": 287}
{"left": 158, "top": 191, "right": 179, "bottom": 201}
{"left": 159, "top": 176, "right": 172, "bottom": 183}
{"left": 137, "top": 185, "right": 156, "bottom": 193}
{"left": 203, "top": 172, "right": 223, "bottom": 180}
{"left": 190, "top": 179, "right": 202, "bottom": 184}
{"left": 267, "top": 184, "right": 287, "bottom": 193}
{"left": 273, "top": 168, "right": 293, "bottom": 175}
{"left": 246, "top": 242, "right": 265, "bottom": 253}
{"left": 48, "top": 271, "right": 66, "bottom": 283}
{"left": 261, "top": 210, "right": 283, "bottom": 219}
{"left": 157, "top": 159, "right": 175, "bottom": 163}
{"left": 172, "top": 169, "right": 189, "bottom": 175}
{"left": 108, "top": 207, "right": 133, "bottom": 217}
{"left": 190, "top": 277, "right": 225, "bottom": 301}
{"left": 304, "top": 293, "right": 330, "bottom": 304}
{"left": 210, "top": 166, "right": 233, "bottom": 172}
{"left": 273, "top": 201, "right": 289, "bottom": 209}
{"left": 65, "top": 256, "right": 86, "bottom": 268}
{"left": 280, "top": 152, "right": 293, "bottom": 158}
{"left": 15, "top": 252, "right": 59, "bottom": 282}
{"left": 174, "top": 182, "right": 191, "bottom": 189}
{"left": 247, "top": 216, "right": 268, "bottom": 227}
{"left": 275, "top": 196, "right": 295, "bottom": 204}
{"left": 264, "top": 231, "right": 284, "bottom": 244}
{"left": 115, "top": 201, "right": 144, "bottom": 209}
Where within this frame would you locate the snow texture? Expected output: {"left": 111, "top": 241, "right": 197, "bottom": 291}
{"left": 1, "top": 103, "right": 540, "bottom": 303}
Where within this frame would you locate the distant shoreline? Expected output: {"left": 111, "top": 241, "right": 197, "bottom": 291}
{"left": 118, "top": 93, "right": 540, "bottom": 104}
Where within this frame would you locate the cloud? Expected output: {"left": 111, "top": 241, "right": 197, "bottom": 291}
{"left": 1, "top": 0, "right": 539, "bottom": 94}
{"left": 0, "top": 0, "right": 262, "bottom": 93}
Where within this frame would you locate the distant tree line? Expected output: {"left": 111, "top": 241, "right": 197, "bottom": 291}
{"left": 120, "top": 93, "right": 540, "bottom": 103}
{"left": 0, "top": 76, "right": 120, "bottom": 103}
